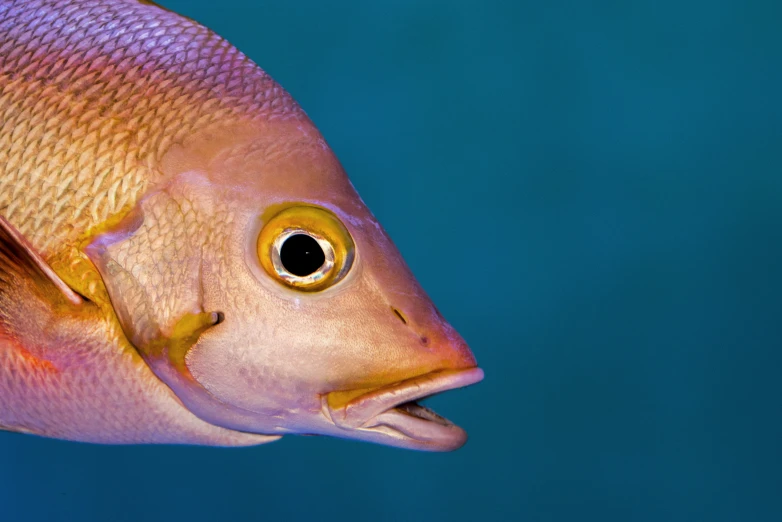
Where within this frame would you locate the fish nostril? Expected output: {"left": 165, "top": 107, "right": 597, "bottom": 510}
{"left": 391, "top": 307, "right": 408, "bottom": 326}
{"left": 390, "top": 308, "right": 433, "bottom": 348}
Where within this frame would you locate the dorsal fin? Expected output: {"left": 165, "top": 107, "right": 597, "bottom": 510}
{"left": 0, "top": 215, "right": 84, "bottom": 306}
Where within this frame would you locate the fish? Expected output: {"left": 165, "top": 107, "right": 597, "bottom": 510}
{"left": 0, "top": 0, "right": 483, "bottom": 451}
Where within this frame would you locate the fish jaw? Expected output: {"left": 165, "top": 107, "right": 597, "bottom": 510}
{"left": 324, "top": 367, "right": 484, "bottom": 451}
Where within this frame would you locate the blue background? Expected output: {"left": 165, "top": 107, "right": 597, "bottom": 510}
{"left": 2, "top": 1, "right": 781, "bottom": 521}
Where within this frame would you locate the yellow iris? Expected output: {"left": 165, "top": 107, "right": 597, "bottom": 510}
{"left": 257, "top": 205, "right": 355, "bottom": 292}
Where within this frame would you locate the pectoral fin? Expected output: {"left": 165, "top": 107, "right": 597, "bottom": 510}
{"left": 0, "top": 216, "right": 84, "bottom": 307}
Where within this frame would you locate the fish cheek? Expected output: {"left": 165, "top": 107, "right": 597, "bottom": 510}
{"left": 183, "top": 250, "right": 368, "bottom": 414}
{"left": 85, "top": 178, "right": 227, "bottom": 397}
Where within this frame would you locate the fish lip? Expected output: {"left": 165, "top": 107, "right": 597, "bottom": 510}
{"left": 325, "top": 367, "right": 484, "bottom": 451}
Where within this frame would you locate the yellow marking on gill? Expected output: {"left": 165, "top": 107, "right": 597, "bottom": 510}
{"left": 45, "top": 201, "right": 140, "bottom": 308}
{"left": 147, "top": 312, "right": 220, "bottom": 382}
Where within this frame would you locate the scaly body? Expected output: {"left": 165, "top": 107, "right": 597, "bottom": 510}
{"left": 0, "top": 0, "right": 289, "bottom": 444}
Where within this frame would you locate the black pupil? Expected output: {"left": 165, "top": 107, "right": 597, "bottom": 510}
{"left": 280, "top": 234, "right": 326, "bottom": 276}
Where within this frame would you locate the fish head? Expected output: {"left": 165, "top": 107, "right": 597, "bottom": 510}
{"left": 89, "top": 119, "right": 483, "bottom": 451}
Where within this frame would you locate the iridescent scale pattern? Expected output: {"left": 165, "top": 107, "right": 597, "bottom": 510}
{"left": 0, "top": 0, "right": 302, "bottom": 253}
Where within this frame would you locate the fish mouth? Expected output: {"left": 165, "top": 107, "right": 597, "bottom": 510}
{"left": 324, "top": 367, "right": 484, "bottom": 451}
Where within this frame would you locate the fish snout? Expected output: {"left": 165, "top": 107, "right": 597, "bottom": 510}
{"left": 386, "top": 298, "right": 478, "bottom": 371}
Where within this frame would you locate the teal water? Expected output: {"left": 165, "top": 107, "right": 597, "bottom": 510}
{"left": 2, "top": 1, "right": 781, "bottom": 521}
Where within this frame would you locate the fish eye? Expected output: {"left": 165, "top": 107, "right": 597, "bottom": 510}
{"left": 279, "top": 233, "right": 328, "bottom": 276}
{"left": 257, "top": 205, "right": 355, "bottom": 291}
{"left": 271, "top": 230, "right": 333, "bottom": 284}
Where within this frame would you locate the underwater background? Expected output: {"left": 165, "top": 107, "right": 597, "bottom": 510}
{"left": 2, "top": 0, "right": 781, "bottom": 520}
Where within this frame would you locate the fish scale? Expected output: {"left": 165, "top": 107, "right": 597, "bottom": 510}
{"left": 0, "top": 0, "right": 298, "bottom": 445}
{"left": 0, "top": 323, "right": 265, "bottom": 444}
{"left": 0, "top": 0, "right": 301, "bottom": 255}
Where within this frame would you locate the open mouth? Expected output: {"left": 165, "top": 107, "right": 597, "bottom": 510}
{"left": 324, "top": 367, "right": 484, "bottom": 451}
{"left": 395, "top": 400, "right": 452, "bottom": 425}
